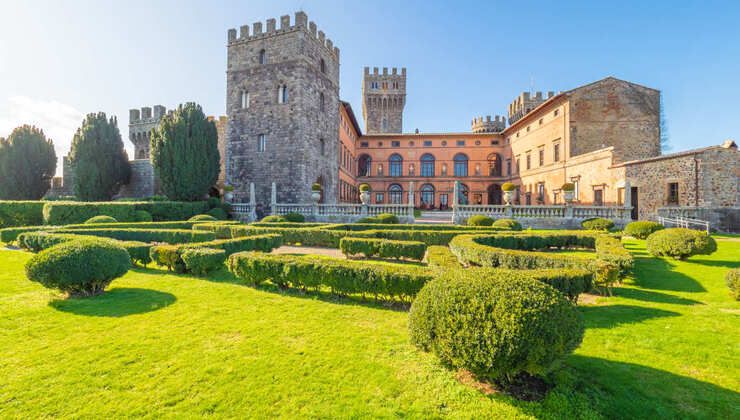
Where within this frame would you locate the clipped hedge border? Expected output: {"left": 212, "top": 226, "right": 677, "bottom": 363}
{"left": 42, "top": 201, "right": 210, "bottom": 225}
{"left": 52, "top": 228, "right": 216, "bottom": 244}
{"left": 227, "top": 252, "right": 433, "bottom": 302}
{"left": 470, "top": 267, "right": 593, "bottom": 303}
{"left": 16, "top": 231, "right": 152, "bottom": 266}
{"left": 0, "top": 201, "right": 46, "bottom": 228}
{"left": 339, "top": 237, "right": 427, "bottom": 261}
{"left": 426, "top": 246, "right": 461, "bottom": 269}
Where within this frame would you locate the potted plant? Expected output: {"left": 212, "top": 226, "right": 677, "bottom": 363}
{"left": 311, "top": 183, "right": 322, "bottom": 203}
{"left": 501, "top": 182, "right": 517, "bottom": 205}
{"left": 561, "top": 182, "right": 575, "bottom": 203}
{"left": 359, "top": 183, "right": 371, "bottom": 205}
{"left": 223, "top": 185, "right": 235, "bottom": 202}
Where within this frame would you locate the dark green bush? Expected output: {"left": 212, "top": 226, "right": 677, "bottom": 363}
{"left": 469, "top": 267, "right": 593, "bottom": 303}
{"left": 408, "top": 270, "right": 584, "bottom": 382}
{"left": 227, "top": 252, "right": 433, "bottom": 301}
{"left": 0, "top": 201, "right": 45, "bottom": 228}
{"left": 206, "top": 207, "right": 228, "bottom": 220}
{"left": 624, "top": 221, "right": 664, "bottom": 239}
{"left": 25, "top": 238, "right": 131, "bottom": 296}
{"left": 18, "top": 232, "right": 82, "bottom": 252}
{"left": 588, "top": 260, "right": 619, "bottom": 296}
{"left": 726, "top": 269, "right": 740, "bottom": 301}
{"left": 150, "top": 245, "right": 185, "bottom": 272}
{"left": 646, "top": 228, "right": 717, "bottom": 260}
{"left": 189, "top": 214, "right": 218, "bottom": 222}
{"left": 42, "top": 201, "right": 209, "bottom": 225}
{"left": 85, "top": 215, "right": 118, "bottom": 224}
{"left": 339, "top": 237, "right": 427, "bottom": 261}
{"left": 133, "top": 210, "right": 153, "bottom": 222}
{"left": 261, "top": 215, "right": 287, "bottom": 223}
{"left": 492, "top": 218, "right": 522, "bottom": 231}
{"left": 1, "top": 225, "right": 53, "bottom": 243}
{"left": 180, "top": 248, "right": 227, "bottom": 275}
{"left": 207, "top": 197, "right": 221, "bottom": 208}
{"left": 375, "top": 213, "right": 399, "bottom": 224}
{"left": 118, "top": 241, "right": 152, "bottom": 266}
{"left": 426, "top": 246, "right": 460, "bottom": 269}
{"left": 581, "top": 218, "right": 615, "bottom": 231}
{"left": 594, "top": 235, "right": 634, "bottom": 273}
{"left": 284, "top": 212, "right": 305, "bottom": 223}
{"left": 151, "top": 234, "right": 282, "bottom": 272}
{"left": 192, "top": 222, "right": 236, "bottom": 239}
{"left": 53, "top": 228, "right": 215, "bottom": 244}
{"left": 467, "top": 215, "right": 494, "bottom": 226}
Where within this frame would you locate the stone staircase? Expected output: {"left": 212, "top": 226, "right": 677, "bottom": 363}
{"left": 415, "top": 211, "right": 454, "bottom": 224}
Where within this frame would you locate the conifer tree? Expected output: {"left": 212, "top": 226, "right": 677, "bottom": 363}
{"left": 68, "top": 113, "right": 131, "bottom": 201}
{"left": 0, "top": 125, "right": 57, "bottom": 199}
{"left": 150, "top": 103, "right": 219, "bottom": 201}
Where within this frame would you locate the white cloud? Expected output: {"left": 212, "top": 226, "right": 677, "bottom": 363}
{"left": 0, "top": 96, "right": 85, "bottom": 175}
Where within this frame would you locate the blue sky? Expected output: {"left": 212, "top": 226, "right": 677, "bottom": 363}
{"left": 1, "top": 0, "right": 739, "bottom": 173}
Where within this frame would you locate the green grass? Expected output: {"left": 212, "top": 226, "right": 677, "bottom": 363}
{"left": 1, "top": 238, "right": 739, "bottom": 418}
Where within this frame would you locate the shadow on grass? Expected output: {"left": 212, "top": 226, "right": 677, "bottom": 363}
{"left": 688, "top": 259, "right": 740, "bottom": 269}
{"left": 560, "top": 355, "right": 740, "bottom": 419}
{"left": 579, "top": 304, "right": 680, "bottom": 328}
{"left": 614, "top": 287, "right": 703, "bottom": 306}
{"left": 631, "top": 254, "right": 706, "bottom": 293}
{"left": 50, "top": 287, "right": 176, "bottom": 317}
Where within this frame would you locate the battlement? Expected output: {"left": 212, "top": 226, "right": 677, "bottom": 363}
{"left": 363, "top": 66, "right": 407, "bottom": 78}
{"left": 129, "top": 105, "right": 167, "bottom": 124}
{"left": 471, "top": 115, "right": 506, "bottom": 133}
{"left": 227, "top": 11, "right": 339, "bottom": 59}
{"left": 508, "top": 91, "right": 556, "bottom": 124}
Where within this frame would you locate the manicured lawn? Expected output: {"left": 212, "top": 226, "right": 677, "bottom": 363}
{"left": 0, "top": 238, "right": 738, "bottom": 418}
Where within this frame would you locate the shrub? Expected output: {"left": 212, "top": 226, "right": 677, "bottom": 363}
{"left": 53, "top": 228, "right": 215, "bottom": 244}
{"left": 207, "top": 197, "right": 221, "bottom": 208}
{"left": 624, "top": 221, "right": 664, "bottom": 239}
{"left": 0, "top": 201, "right": 46, "bottom": 228}
{"left": 25, "top": 238, "right": 131, "bottom": 296}
{"left": 180, "top": 248, "right": 227, "bottom": 275}
{"left": 206, "top": 207, "right": 228, "bottom": 220}
{"left": 42, "top": 201, "right": 209, "bottom": 225}
{"left": 589, "top": 260, "right": 619, "bottom": 296}
{"left": 261, "top": 215, "right": 287, "bottom": 223}
{"left": 0, "top": 126, "right": 56, "bottom": 200}
{"left": 151, "top": 234, "right": 282, "bottom": 272}
{"left": 189, "top": 214, "right": 217, "bottom": 222}
{"left": 18, "top": 232, "right": 81, "bottom": 252}
{"left": 726, "top": 269, "right": 740, "bottom": 301}
{"left": 426, "top": 246, "right": 460, "bottom": 269}
{"left": 501, "top": 182, "right": 517, "bottom": 192}
{"left": 283, "top": 212, "right": 305, "bottom": 223}
{"left": 492, "top": 218, "right": 522, "bottom": 231}
{"left": 357, "top": 217, "right": 379, "bottom": 223}
{"left": 227, "top": 252, "right": 433, "bottom": 301}
{"left": 375, "top": 213, "right": 399, "bottom": 224}
{"left": 646, "top": 228, "right": 717, "bottom": 260}
{"left": 85, "top": 215, "right": 118, "bottom": 224}
{"left": 594, "top": 235, "right": 634, "bottom": 273}
{"left": 150, "top": 245, "right": 185, "bottom": 272}
{"left": 118, "top": 241, "right": 152, "bottom": 266}
{"left": 470, "top": 267, "right": 593, "bottom": 304}
{"left": 409, "top": 270, "right": 584, "bottom": 382}
{"left": 133, "top": 210, "right": 153, "bottom": 222}
{"left": 192, "top": 222, "right": 237, "bottom": 239}
{"left": 467, "top": 215, "right": 494, "bottom": 226}
{"left": 311, "top": 183, "right": 322, "bottom": 191}
{"left": 1, "top": 225, "right": 54, "bottom": 243}
{"left": 339, "top": 237, "right": 427, "bottom": 261}
{"left": 561, "top": 183, "right": 575, "bottom": 191}
{"left": 581, "top": 218, "right": 614, "bottom": 231}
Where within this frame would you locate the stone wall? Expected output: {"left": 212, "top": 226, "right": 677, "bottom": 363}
{"left": 117, "top": 159, "right": 158, "bottom": 198}
{"left": 362, "top": 66, "right": 406, "bottom": 134}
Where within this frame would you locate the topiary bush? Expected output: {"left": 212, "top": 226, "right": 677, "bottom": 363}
{"left": 426, "top": 246, "right": 460, "bottom": 269}
{"left": 206, "top": 207, "right": 228, "bottom": 220}
{"left": 726, "top": 269, "right": 740, "bottom": 301}
{"left": 284, "top": 212, "right": 305, "bottom": 223}
{"left": 581, "top": 218, "right": 614, "bottom": 231}
{"left": 85, "top": 215, "right": 118, "bottom": 224}
{"left": 375, "top": 213, "right": 399, "bottom": 224}
{"left": 339, "top": 237, "right": 427, "bottom": 261}
{"left": 646, "top": 228, "right": 717, "bottom": 260}
{"left": 189, "top": 214, "right": 218, "bottom": 222}
{"left": 624, "top": 221, "right": 664, "bottom": 239}
{"left": 409, "top": 270, "right": 584, "bottom": 383}
{"left": 492, "top": 218, "right": 522, "bottom": 231}
{"left": 261, "top": 215, "right": 287, "bottom": 223}
{"left": 133, "top": 210, "right": 153, "bottom": 222}
{"left": 180, "top": 248, "right": 227, "bottom": 275}
{"left": 467, "top": 214, "right": 494, "bottom": 226}
{"left": 25, "top": 239, "right": 131, "bottom": 297}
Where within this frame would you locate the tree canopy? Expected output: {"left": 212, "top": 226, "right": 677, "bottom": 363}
{"left": 0, "top": 125, "right": 57, "bottom": 199}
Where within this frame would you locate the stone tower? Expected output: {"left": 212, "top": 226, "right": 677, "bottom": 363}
{"left": 362, "top": 67, "right": 406, "bottom": 134}
{"left": 225, "top": 11, "right": 340, "bottom": 205}
{"left": 507, "top": 91, "right": 555, "bottom": 124}
{"left": 471, "top": 115, "right": 506, "bottom": 133}
{"left": 128, "top": 105, "right": 167, "bottom": 159}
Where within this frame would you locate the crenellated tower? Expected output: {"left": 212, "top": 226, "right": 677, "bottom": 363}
{"left": 471, "top": 115, "right": 506, "bottom": 133}
{"left": 507, "top": 91, "right": 555, "bottom": 124}
{"left": 128, "top": 105, "right": 167, "bottom": 159}
{"left": 225, "top": 11, "right": 340, "bottom": 204}
{"left": 362, "top": 67, "right": 406, "bottom": 134}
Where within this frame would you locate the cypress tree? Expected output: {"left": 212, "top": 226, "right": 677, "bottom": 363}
{"left": 68, "top": 113, "right": 131, "bottom": 201}
{"left": 0, "top": 125, "right": 57, "bottom": 199}
{"left": 150, "top": 103, "right": 220, "bottom": 201}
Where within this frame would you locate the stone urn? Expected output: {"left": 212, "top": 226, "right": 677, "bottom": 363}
{"left": 311, "top": 190, "right": 321, "bottom": 203}
{"left": 360, "top": 191, "right": 371, "bottom": 205}
{"left": 563, "top": 190, "right": 575, "bottom": 203}
{"left": 224, "top": 191, "right": 234, "bottom": 202}
{"left": 503, "top": 191, "right": 514, "bottom": 205}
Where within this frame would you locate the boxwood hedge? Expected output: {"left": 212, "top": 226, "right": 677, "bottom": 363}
{"left": 42, "top": 201, "right": 210, "bottom": 225}
{"left": 0, "top": 201, "right": 46, "bottom": 227}
{"left": 646, "top": 228, "right": 717, "bottom": 259}
{"left": 624, "top": 221, "right": 664, "bottom": 239}
{"left": 425, "top": 246, "right": 461, "bottom": 269}
{"left": 339, "top": 237, "right": 427, "bottom": 261}
{"left": 180, "top": 248, "right": 227, "bottom": 275}
{"left": 52, "top": 228, "right": 216, "bottom": 244}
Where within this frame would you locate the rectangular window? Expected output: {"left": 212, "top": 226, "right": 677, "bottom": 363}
{"left": 257, "top": 134, "right": 266, "bottom": 152}
{"left": 539, "top": 118, "right": 543, "bottom": 125}
{"left": 594, "top": 189, "right": 604, "bottom": 206}
{"left": 392, "top": 141, "right": 400, "bottom": 147}
{"left": 571, "top": 178, "right": 580, "bottom": 201}
{"left": 554, "top": 109, "right": 559, "bottom": 117}
{"left": 553, "top": 143, "right": 560, "bottom": 162}
{"left": 440, "top": 194, "right": 448, "bottom": 208}
{"left": 515, "top": 156, "right": 520, "bottom": 173}
{"left": 506, "top": 159, "right": 512, "bottom": 176}
{"left": 491, "top": 140, "right": 499, "bottom": 145}
{"left": 526, "top": 153, "right": 531, "bottom": 170}
{"left": 537, "top": 183, "right": 545, "bottom": 202}
{"left": 538, "top": 148, "right": 544, "bottom": 166}
{"left": 360, "top": 142, "right": 368, "bottom": 148}
{"left": 375, "top": 192, "right": 384, "bottom": 203}
{"left": 320, "top": 138, "right": 325, "bottom": 156}
{"left": 457, "top": 140, "right": 465, "bottom": 146}
{"left": 667, "top": 182, "right": 679, "bottom": 205}
{"left": 423, "top": 140, "right": 432, "bottom": 147}
{"left": 525, "top": 192, "right": 532, "bottom": 205}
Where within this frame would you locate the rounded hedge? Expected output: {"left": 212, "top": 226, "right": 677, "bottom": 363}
{"left": 284, "top": 212, "right": 305, "bottom": 223}
{"left": 85, "top": 215, "right": 118, "bottom": 224}
{"left": 492, "top": 218, "right": 522, "bottom": 231}
{"left": 624, "top": 221, "right": 663, "bottom": 239}
{"left": 581, "top": 218, "right": 614, "bottom": 231}
{"left": 207, "top": 197, "right": 221, "bottom": 208}
{"left": 261, "top": 215, "right": 287, "bottom": 223}
{"left": 726, "top": 268, "right": 740, "bottom": 301}
{"left": 25, "top": 239, "right": 131, "bottom": 296}
{"left": 189, "top": 214, "right": 218, "bottom": 222}
{"left": 206, "top": 207, "right": 228, "bottom": 220}
{"left": 646, "top": 228, "right": 717, "bottom": 260}
{"left": 409, "top": 270, "right": 584, "bottom": 381}
{"left": 375, "top": 213, "right": 399, "bottom": 224}
{"left": 133, "top": 210, "right": 153, "bottom": 222}
{"left": 467, "top": 214, "right": 494, "bottom": 226}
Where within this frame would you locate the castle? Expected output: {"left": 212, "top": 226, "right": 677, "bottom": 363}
{"left": 223, "top": 11, "right": 738, "bottom": 230}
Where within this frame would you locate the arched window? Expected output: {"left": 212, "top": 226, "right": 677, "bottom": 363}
{"left": 420, "top": 153, "right": 435, "bottom": 177}
{"left": 259, "top": 49, "right": 266, "bottom": 65}
{"left": 458, "top": 183, "right": 469, "bottom": 205}
{"left": 488, "top": 153, "right": 502, "bottom": 176}
{"left": 358, "top": 154, "right": 372, "bottom": 177}
{"left": 389, "top": 184, "right": 403, "bottom": 204}
{"left": 319, "top": 92, "right": 325, "bottom": 111}
{"left": 389, "top": 153, "right": 403, "bottom": 177}
{"left": 382, "top": 118, "right": 388, "bottom": 131}
{"left": 454, "top": 153, "right": 469, "bottom": 177}
{"left": 278, "top": 85, "right": 288, "bottom": 104}
{"left": 320, "top": 58, "right": 326, "bottom": 73}
{"left": 241, "top": 91, "right": 249, "bottom": 109}
{"left": 420, "top": 184, "right": 435, "bottom": 206}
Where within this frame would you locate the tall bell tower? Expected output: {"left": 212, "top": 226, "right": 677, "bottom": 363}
{"left": 362, "top": 67, "right": 406, "bottom": 134}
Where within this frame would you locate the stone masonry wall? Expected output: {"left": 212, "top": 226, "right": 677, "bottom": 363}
{"left": 117, "top": 159, "right": 159, "bottom": 198}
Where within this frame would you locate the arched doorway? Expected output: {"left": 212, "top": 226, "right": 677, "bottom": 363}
{"left": 388, "top": 183, "right": 403, "bottom": 204}
{"left": 315, "top": 175, "right": 325, "bottom": 203}
{"left": 420, "top": 184, "right": 435, "bottom": 208}
{"left": 487, "top": 184, "right": 502, "bottom": 204}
